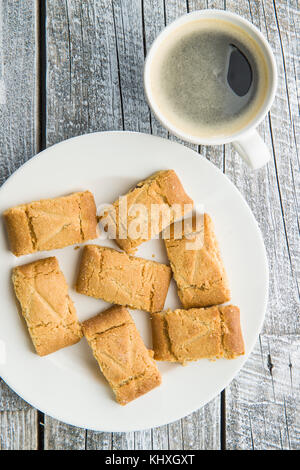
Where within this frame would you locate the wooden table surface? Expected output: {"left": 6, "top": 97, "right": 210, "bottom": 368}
{"left": 0, "top": 0, "right": 299, "bottom": 451}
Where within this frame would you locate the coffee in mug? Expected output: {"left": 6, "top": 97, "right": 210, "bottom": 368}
{"left": 149, "top": 18, "right": 269, "bottom": 140}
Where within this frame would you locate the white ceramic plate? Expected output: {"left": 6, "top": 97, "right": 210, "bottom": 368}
{"left": 0, "top": 132, "right": 268, "bottom": 432}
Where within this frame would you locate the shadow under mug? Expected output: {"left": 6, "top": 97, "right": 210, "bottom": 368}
{"left": 144, "top": 10, "right": 277, "bottom": 170}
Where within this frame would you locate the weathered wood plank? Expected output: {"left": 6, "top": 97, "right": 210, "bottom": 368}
{"left": 268, "top": 0, "right": 299, "bottom": 287}
{"left": 152, "top": 424, "right": 169, "bottom": 450}
{"left": 0, "top": 0, "right": 38, "bottom": 451}
{"left": 111, "top": 0, "right": 151, "bottom": 134}
{"left": 111, "top": 432, "right": 134, "bottom": 450}
{"left": 142, "top": 0, "right": 167, "bottom": 139}
{"left": 0, "top": 409, "right": 38, "bottom": 450}
{"left": 46, "top": 0, "right": 122, "bottom": 147}
{"left": 44, "top": 417, "right": 86, "bottom": 450}
{"left": 182, "top": 397, "right": 221, "bottom": 450}
{"left": 134, "top": 429, "right": 153, "bottom": 450}
{"left": 226, "top": 335, "right": 300, "bottom": 450}
{"left": 0, "top": 0, "right": 37, "bottom": 183}
{"left": 85, "top": 430, "right": 112, "bottom": 450}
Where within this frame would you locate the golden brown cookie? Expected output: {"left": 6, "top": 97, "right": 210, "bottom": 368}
{"left": 12, "top": 257, "right": 83, "bottom": 356}
{"left": 164, "top": 213, "right": 230, "bottom": 308}
{"left": 4, "top": 191, "right": 98, "bottom": 256}
{"left": 76, "top": 245, "right": 172, "bottom": 313}
{"left": 151, "top": 305, "right": 244, "bottom": 364}
{"left": 82, "top": 306, "right": 161, "bottom": 405}
{"left": 99, "top": 170, "right": 193, "bottom": 254}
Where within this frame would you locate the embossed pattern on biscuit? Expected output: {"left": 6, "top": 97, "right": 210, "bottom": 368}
{"left": 100, "top": 170, "right": 193, "bottom": 254}
{"left": 12, "top": 257, "right": 83, "bottom": 356}
{"left": 152, "top": 305, "right": 244, "bottom": 364}
{"left": 164, "top": 213, "right": 231, "bottom": 308}
{"left": 82, "top": 306, "right": 161, "bottom": 405}
{"left": 76, "top": 245, "right": 172, "bottom": 313}
{"left": 4, "top": 191, "right": 98, "bottom": 256}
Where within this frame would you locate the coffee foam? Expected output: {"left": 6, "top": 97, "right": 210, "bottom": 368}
{"left": 150, "top": 19, "right": 269, "bottom": 139}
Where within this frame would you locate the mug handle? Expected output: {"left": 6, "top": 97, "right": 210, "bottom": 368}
{"left": 232, "top": 130, "right": 270, "bottom": 169}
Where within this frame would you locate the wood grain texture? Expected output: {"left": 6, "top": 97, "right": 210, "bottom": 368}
{"left": 46, "top": 0, "right": 123, "bottom": 146}
{"left": 0, "top": 0, "right": 37, "bottom": 184}
{"left": 226, "top": 335, "right": 300, "bottom": 449}
{"left": 0, "top": 409, "right": 38, "bottom": 450}
{"left": 44, "top": 417, "right": 86, "bottom": 450}
{"left": 0, "top": 0, "right": 38, "bottom": 451}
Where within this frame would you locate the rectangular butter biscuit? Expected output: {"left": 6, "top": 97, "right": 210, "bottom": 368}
{"left": 100, "top": 170, "right": 193, "bottom": 254}
{"left": 4, "top": 191, "right": 98, "bottom": 256}
{"left": 164, "top": 213, "right": 230, "bottom": 308}
{"left": 12, "top": 257, "right": 83, "bottom": 356}
{"left": 152, "top": 305, "right": 244, "bottom": 364}
{"left": 82, "top": 306, "right": 162, "bottom": 405}
{"left": 76, "top": 245, "right": 172, "bottom": 313}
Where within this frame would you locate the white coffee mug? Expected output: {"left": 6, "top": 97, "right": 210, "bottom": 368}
{"left": 144, "top": 10, "right": 277, "bottom": 169}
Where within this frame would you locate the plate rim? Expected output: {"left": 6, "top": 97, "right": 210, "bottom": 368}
{"left": 0, "top": 130, "right": 269, "bottom": 431}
